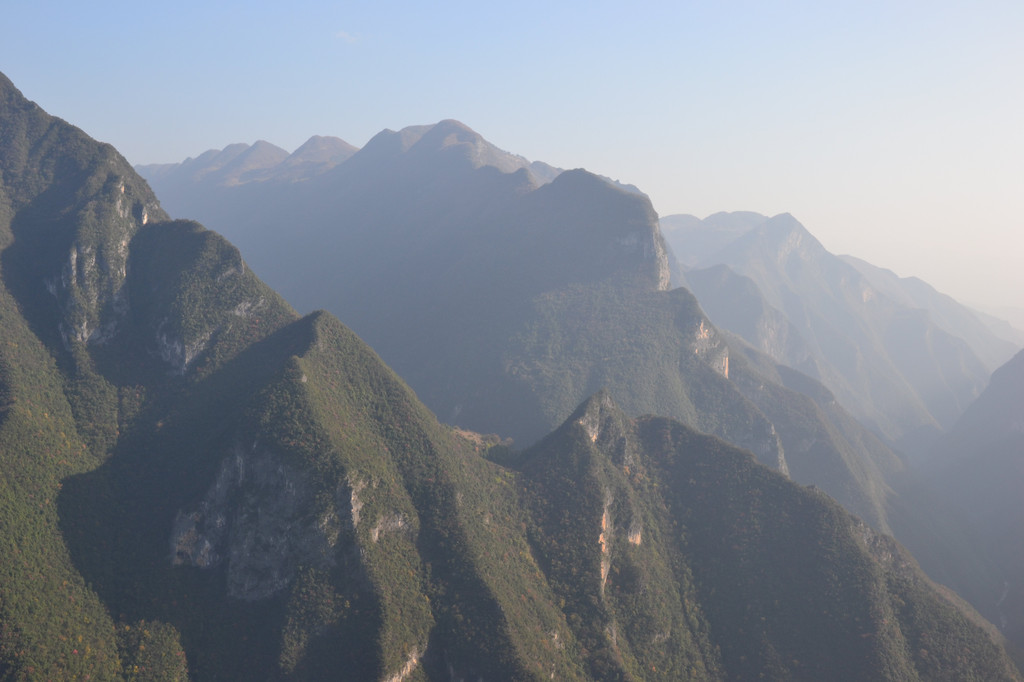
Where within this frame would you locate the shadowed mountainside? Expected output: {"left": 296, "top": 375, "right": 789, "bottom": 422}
{"left": 4, "top": 70, "right": 1021, "bottom": 679}
{"left": 139, "top": 120, "right": 941, "bottom": 538}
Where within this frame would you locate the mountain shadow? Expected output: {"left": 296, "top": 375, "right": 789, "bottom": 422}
{"left": 139, "top": 120, "right": 925, "bottom": 540}
{"left": 1, "top": 71, "right": 1016, "bottom": 679}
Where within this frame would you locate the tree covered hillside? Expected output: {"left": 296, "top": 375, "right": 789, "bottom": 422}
{"left": 0, "top": 71, "right": 1019, "bottom": 680}
{"left": 139, "top": 119, "right": 921, "bottom": 541}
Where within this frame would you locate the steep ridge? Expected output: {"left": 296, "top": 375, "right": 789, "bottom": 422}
{"left": 518, "top": 391, "right": 1019, "bottom": 681}
{"left": 0, "top": 70, "right": 177, "bottom": 679}
{"left": 1, "top": 71, "right": 1020, "bottom": 680}
{"left": 724, "top": 345, "right": 905, "bottom": 534}
{"left": 0, "top": 73, "right": 579, "bottom": 679}
{"left": 60, "top": 305, "right": 588, "bottom": 680}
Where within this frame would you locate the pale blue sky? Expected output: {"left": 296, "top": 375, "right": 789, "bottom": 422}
{"left": 3, "top": 1, "right": 1022, "bottom": 311}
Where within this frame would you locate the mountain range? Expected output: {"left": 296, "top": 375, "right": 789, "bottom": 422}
{"left": 662, "top": 211, "right": 1020, "bottom": 450}
{"left": 139, "top": 113, "right": 1024, "bottom": 666}
{"left": 139, "top": 135, "right": 358, "bottom": 188}
{"left": 1, "top": 69, "right": 1020, "bottom": 679}
{"left": 140, "top": 119, "right": 939, "bottom": 539}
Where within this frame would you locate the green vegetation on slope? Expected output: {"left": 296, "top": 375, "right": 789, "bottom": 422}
{"left": 1, "top": 71, "right": 1020, "bottom": 681}
{"left": 0, "top": 248, "right": 124, "bottom": 679}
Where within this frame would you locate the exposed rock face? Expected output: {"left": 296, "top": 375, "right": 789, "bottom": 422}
{"left": 574, "top": 390, "right": 632, "bottom": 462}
{"left": 155, "top": 321, "right": 213, "bottom": 375}
{"left": 653, "top": 229, "right": 672, "bottom": 292}
{"left": 2, "top": 71, "right": 1021, "bottom": 680}
{"left": 0, "top": 71, "right": 165, "bottom": 352}
{"left": 691, "top": 319, "right": 729, "bottom": 378}
{"left": 684, "top": 264, "right": 819, "bottom": 380}
{"left": 382, "top": 648, "right": 426, "bottom": 682}
{"left": 36, "top": 162, "right": 162, "bottom": 348}
{"left": 172, "top": 441, "right": 347, "bottom": 600}
{"left": 121, "top": 220, "right": 280, "bottom": 376}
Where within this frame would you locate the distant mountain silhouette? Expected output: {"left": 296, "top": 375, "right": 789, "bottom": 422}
{"left": 141, "top": 139, "right": 288, "bottom": 185}
{"left": 660, "top": 211, "right": 768, "bottom": 267}
{"left": 841, "top": 254, "right": 1022, "bottom": 366}
{"left": 665, "top": 211, "right": 1015, "bottom": 443}
{"left": 137, "top": 134, "right": 358, "bottom": 198}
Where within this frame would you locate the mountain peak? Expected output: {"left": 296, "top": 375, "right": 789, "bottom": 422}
{"left": 550, "top": 167, "right": 626, "bottom": 193}
{"left": 288, "top": 135, "right": 358, "bottom": 164}
{"left": 230, "top": 139, "right": 288, "bottom": 163}
{"left": 339, "top": 120, "right": 560, "bottom": 188}
{"left": 249, "top": 139, "right": 285, "bottom": 153}
{"left": 737, "top": 212, "right": 828, "bottom": 263}
{"left": 175, "top": 140, "right": 288, "bottom": 187}
{"left": 5, "top": 68, "right": 1023, "bottom": 681}
{"left": 409, "top": 119, "right": 541, "bottom": 175}
{"left": 414, "top": 119, "right": 485, "bottom": 154}
{"left": 763, "top": 211, "right": 814, "bottom": 238}
{"left": 569, "top": 389, "right": 630, "bottom": 444}
{"left": 349, "top": 124, "right": 432, "bottom": 166}
{"left": 660, "top": 211, "right": 768, "bottom": 267}
{"left": 0, "top": 70, "right": 26, "bottom": 104}
{"left": 256, "top": 135, "right": 360, "bottom": 181}
{"left": 430, "top": 118, "right": 479, "bottom": 137}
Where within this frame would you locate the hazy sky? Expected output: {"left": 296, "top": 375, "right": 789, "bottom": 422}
{"left": 3, "top": 1, "right": 1022, "bottom": 312}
